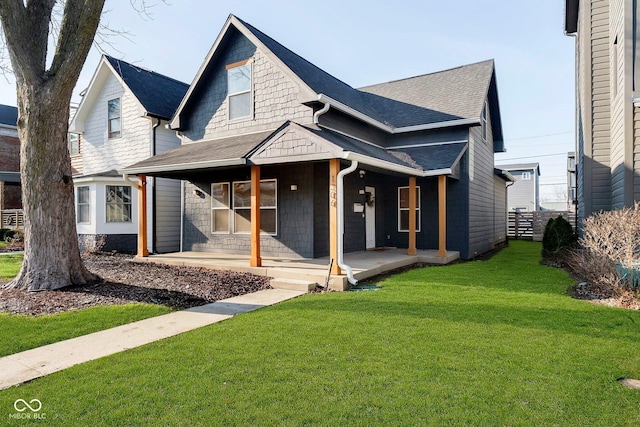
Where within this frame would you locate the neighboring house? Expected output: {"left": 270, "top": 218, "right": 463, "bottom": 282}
{"left": 497, "top": 163, "right": 541, "bottom": 212}
{"left": 123, "top": 14, "right": 510, "bottom": 268}
{"left": 70, "top": 56, "right": 189, "bottom": 253}
{"left": 0, "top": 104, "right": 21, "bottom": 211}
{"left": 565, "top": 0, "right": 640, "bottom": 223}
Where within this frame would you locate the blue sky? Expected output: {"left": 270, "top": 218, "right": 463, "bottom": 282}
{"left": 0, "top": 0, "right": 575, "bottom": 201}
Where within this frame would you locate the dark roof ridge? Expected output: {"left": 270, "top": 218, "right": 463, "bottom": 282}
{"left": 104, "top": 55, "right": 189, "bottom": 88}
{"left": 233, "top": 15, "right": 356, "bottom": 92}
{"left": 359, "top": 59, "right": 495, "bottom": 89}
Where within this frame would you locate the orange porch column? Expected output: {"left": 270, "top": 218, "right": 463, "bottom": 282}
{"left": 329, "top": 159, "right": 341, "bottom": 275}
{"left": 408, "top": 176, "right": 417, "bottom": 255}
{"left": 438, "top": 175, "right": 447, "bottom": 258}
{"left": 137, "top": 174, "right": 149, "bottom": 257}
{"left": 250, "top": 165, "right": 262, "bottom": 267}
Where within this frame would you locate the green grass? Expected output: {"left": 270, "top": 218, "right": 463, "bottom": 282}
{"left": 0, "top": 253, "right": 22, "bottom": 279}
{"left": 1, "top": 241, "right": 639, "bottom": 426}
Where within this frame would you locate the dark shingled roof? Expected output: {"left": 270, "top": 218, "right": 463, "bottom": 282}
{"left": 0, "top": 104, "right": 17, "bottom": 127}
{"left": 75, "top": 169, "right": 122, "bottom": 179}
{"left": 123, "top": 129, "right": 276, "bottom": 172}
{"left": 237, "top": 16, "right": 492, "bottom": 128}
{"left": 105, "top": 56, "right": 189, "bottom": 120}
{"left": 396, "top": 143, "right": 468, "bottom": 172}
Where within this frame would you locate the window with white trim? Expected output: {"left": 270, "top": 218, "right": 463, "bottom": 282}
{"left": 481, "top": 102, "right": 488, "bottom": 142}
{"left": 398, "top": 186, "right": 421, "bottom": 232}
{"left": 69, "top": 132, "right": 80, "bottom": 156}
{"left": 521, "top": 171, "right": 531, "bottom": 180}
{"left": 108, "top": 98, "right": 121, "bottom": 138}
{"left": 211, "top": 182, "right": 230, "bottom": 233}
{"left": 106, "top": 185, "right": 132, "bottom": 222}
{"left": 76, "top": 186, "right": 90, "bottom": 224}
{"left": 232, "top": 179, "right": 277, "bottom": 234}
{"left": 227, "top": 60, "right": 252, "bottom": 120}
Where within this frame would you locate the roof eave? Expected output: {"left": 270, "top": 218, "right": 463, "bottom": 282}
{"left": 120, "top": 158, "right": 247, "bottom": 175}
{"left": 342, "top": 151, "right": 454, "bottom": 177}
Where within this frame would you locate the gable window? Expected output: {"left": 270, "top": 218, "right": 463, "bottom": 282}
{"left": 106, "top": 185, "right": 131, "bottom": 222}
{"left": 69, "top": 132, "right": 80, "bottom": 155}
{"left": 227, "top": 60, "right": 252, "bottom": 120}
{"left": 76, "top": 186, "right": 90, "bottom": 224}
{"left": 107, "top": 98, "right": 121, "bottom": 138}
{"left": 481, "top": 102, "right": 488, "bottom": 142}
{"left": 398, "top": 186, "right": 421, "bottom": 232}
{"left": 211, "top": 182, "right": 230, "bottom": 233}
{"left": 521, "top": 171, "right": 531, "bottom": 180}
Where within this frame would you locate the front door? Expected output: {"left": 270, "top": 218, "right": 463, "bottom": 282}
{"left": 365, "top": 186, "right": 375, "bottom": 249}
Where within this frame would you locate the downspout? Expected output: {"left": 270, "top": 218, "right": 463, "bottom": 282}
{"left": 313, "top": 99, "right": 330, "bottom": 124}
{"left": 337, "top": 159, "right": 359, "bottom": 285}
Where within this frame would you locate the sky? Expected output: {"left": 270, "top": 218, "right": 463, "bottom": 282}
{"left": 0, "top": 0, "right": 575, "bottom": 203}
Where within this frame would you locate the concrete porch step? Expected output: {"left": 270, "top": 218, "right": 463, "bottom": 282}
{"left": 270, "top": 278, "right": 318, "bottom": 292}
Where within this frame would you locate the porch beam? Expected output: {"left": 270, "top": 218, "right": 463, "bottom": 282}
{"left": 438, "top": 175, "right": 447, "bottom": 257}
{"left": 329, "top": 159, "right": 341, "bottom": 275}
{"left": 137, "top": 174, "right": 149, "bottom": 257}
{"left": 408, "top": 176, "right": 417, "bottom": 255}
{"left": 250, "top": 165, "right": 262, "bottom": 267}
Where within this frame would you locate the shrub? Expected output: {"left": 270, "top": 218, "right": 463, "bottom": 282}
{"left": 4, "top": 229, "right": 23, "bottom": 243}
{"left": 0, "top": 228, "right": 9, "bottom": 241}
{"left": 568, "top": 203, "right": 640, "bottom": 294}
{"left": 541, "top": 215, "right": 576, "bottom": 260}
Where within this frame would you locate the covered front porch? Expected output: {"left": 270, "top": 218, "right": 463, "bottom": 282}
{"left": 134, "top": 247, "right": 460, "bottom": 291}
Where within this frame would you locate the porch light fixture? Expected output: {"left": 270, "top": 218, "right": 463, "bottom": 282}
{"left": 359, "top": 170, "right": 366, "bottom": 178}
{"left": 290, "top": 184, "right": 298, "bottom": 191}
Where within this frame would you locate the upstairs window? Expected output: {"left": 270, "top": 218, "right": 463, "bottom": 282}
{"left": 227, "top": 60, "right": 252, "bottom": 120}
{"left": 69, "top": 132, "right": 80, "bottom": 156}
{"left": 481, "top": 103, "right": 488, "bottom": 142}
{"left": 108, "top": 98, "right": 121, "bottom": 138}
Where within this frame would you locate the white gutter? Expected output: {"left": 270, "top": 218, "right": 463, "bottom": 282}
{"left": 316, "top": 93, "right": 481, "bottom": 134}
{"left": 120, "top": 158, "right": 246, "bottom": 175}
{"left": 342, "top": 152, "right": 453, "bottom": 177}
{"left": 337, "top": 160, "right": 359, "bottom": 285}
{"left": 122, "top": 173, "right": 138, "bottom": 186}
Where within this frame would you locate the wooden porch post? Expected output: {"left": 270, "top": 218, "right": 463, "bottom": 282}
{"left": 438, "top": 175, "right": 447, "bottom": 258}
{"left": 137, "top": 174, "right": 149, "bottom": 257}
{"left": 250, "top": 165, "right": 262, "bottom": 267}
{"left": 408, "top": 176, "right": 417, "bottom": 255}
{"left": 329, "top": 159, "right": 341, "bottom": 275}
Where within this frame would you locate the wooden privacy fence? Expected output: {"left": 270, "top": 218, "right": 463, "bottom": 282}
{"left": 1, "top": 209, "right": 24, "bottom": 230}
{"left": 508, "top": 211, "right": 576, "bottom": 241}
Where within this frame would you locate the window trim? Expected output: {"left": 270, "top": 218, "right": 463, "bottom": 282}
{"left": 211, "top": 182, "right": 231, "bottom": 234}
{"left": 69, "top": 132, "right": 80, "bottom": 156}
{"left": 76, "top": 185, "right": 90, "bottom": 224}
{"left": 398, "top": 186, "right": 421, "bottom": 233}
{"left": 481, "top": 102, "right": 488, "bottom": 142}
{"left": 105, "top": 185, "right": 132, "bottom": 223}
{"left": 107, "top": 97, "right": 122, "bottom": 139}
{"left": 232, "top": 178, "right": 277, "bottom": 235}
{"left": 226, "top": 59, "right": 253, "bottom": 122}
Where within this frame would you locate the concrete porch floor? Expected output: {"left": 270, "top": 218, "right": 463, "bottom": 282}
{"left": 134, "top": 248, "right": 460, "bottom": 291}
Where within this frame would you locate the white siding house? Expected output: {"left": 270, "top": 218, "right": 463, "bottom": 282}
{"left": 497, "top": 163, "right": 541, "bottom": 212}
{"left": 70, "top": 56, "right": 188, "bottom": 253}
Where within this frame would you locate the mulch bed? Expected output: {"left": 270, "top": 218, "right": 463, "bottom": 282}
{"left": 570, "top": 281, "right": 640, "bottom": 310}
{"left": 0, "top": 253, "right": 271, "bottom": 316}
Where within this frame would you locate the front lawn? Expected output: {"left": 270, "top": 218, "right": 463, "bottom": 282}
{"left": 0, "top": 254, "right": 22, "bottom": 280}
{"left": 1, "top": 241, "right": 639, "bottom": 425}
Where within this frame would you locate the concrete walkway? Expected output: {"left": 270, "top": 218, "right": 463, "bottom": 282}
{"left": 0, "top": 288, "right": 305, "bottom": 390}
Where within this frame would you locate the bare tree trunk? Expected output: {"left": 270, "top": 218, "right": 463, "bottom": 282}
{"left": 4, "top": 83, "right": 96, "bottom": 291}
{"left": 0, "top": 0, "right": 105, "bottom": 291}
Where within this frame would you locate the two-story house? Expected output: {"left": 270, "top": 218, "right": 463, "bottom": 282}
{"left": 565, "top": 0, "right": 640, "bottom": 222}
{"left": 496, "top": 163, "right": 541, "bottom": 212}
{"left": 0, "top": 104, "right": 21, "bottom": 211}
{"left": 70, "top": 56, "right": 189, "bottom": 253}
{"left": 122, "top": 15, "right": 511, "bottom": 278}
